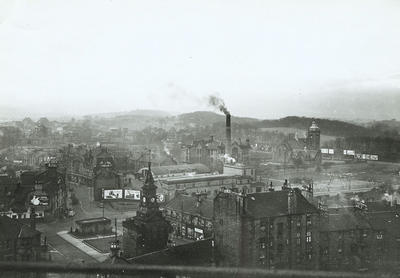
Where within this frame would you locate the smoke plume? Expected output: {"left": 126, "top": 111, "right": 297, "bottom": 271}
{"left": 208, "top": 95, "right": 229, "bottom": 115}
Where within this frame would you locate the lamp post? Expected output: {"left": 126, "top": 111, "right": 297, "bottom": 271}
{"left": 100, "top": 202, "right": 104, "bottom": 218}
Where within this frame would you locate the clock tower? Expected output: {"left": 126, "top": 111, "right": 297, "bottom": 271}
{"left": 122, "top": 162, "right": 171, "bottom": 258}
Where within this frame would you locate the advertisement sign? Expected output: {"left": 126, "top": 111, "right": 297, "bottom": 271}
{"left": 344, "top": 150, "right": 355, "bottom": 156}
{"left": 156, "top": 193, "right": 165, "bottom": 203}
{"left": 124, "top": 190, "right": 141, "bottom": 200}
{"left": 371, "top": 155, "right": 378, "bottom": 161}
{"left": 328, "top": 149, "right": 334, "bottom": 154}
{"left": 321, "top": 148, "right": 329, "bottom": 154}
{"left": 194, "top": 228, "right": 203, "bottom": 234}
{"left": 103, "top": 189, "right": 123, "bottom": 199}
{"left": 30, "top": 195, "right": 49, "bottom": 206}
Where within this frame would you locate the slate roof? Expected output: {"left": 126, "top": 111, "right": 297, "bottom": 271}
{"left": 366, "top": 210, "right": 400, "bottom": 239}
{"left": 321, "top": 209, "right": 371, "bottom": 232}
{"left": 142, "top": 163, "right": 211, "bottom": 176}
{"left": 244, "top": 188, "right": 318, "bottom": 218}
{"left": 163, "top": 194, "right": 213, "bottom": 219}
{"left": 127, "top": 238, "right": 213, "bottom": 266}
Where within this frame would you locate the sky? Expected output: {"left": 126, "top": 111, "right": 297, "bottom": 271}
{"left": 1, "top": 0, "right": 400, "bottom": 120}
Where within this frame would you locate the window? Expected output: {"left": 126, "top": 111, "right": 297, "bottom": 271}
{"left": 277, "top": 243, "right": 283, "bottom": 254}
{"left": 306, "top": 231, "right": 312, "bottom": 243}
{"left": 306, "top": 214, "right": 312, "bottom": 225}
{"left": 277, "top": 223, "right": 283, "bottom": 237}
{"left": 259, "top": 237, "right": 266, "bottom": 249}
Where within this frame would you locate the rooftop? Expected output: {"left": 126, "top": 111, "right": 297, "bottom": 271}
{"left": 75, "top": 217, "right": 111, "bottom": 225}
{"left": 244, "top": 189, "right": 319, "bottom": 218}
{"left": 139, "top": 163, "right": 211, "bottom": 176}
{"left": 163, "top": 194, "right": 213, "bottom": 219}
{"left": 162, "top": 173, "right": 238, "bottom": 184}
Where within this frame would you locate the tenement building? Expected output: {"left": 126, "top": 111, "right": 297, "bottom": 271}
{"left": 214, "top": 188, "right": 320, "bottom": 270}
{"left": 162, "top": 192, "right": 213, "bottom": 240}
{"left": 0, "top": 215, "right": 47, "bottom": 261}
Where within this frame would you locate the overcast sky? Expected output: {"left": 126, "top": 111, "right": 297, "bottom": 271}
{"left": 1, "top": 0, "right": 400, "bottom": 120}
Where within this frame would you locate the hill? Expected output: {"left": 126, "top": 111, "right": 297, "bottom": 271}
{"left": 88, "top": 109, "right": 171, "bottom": 119}
{"left": 177, "top": 111, "right": 260, "bottom": 127}
{"left": 256, "top": 116, "right": 376, "bottom": 138}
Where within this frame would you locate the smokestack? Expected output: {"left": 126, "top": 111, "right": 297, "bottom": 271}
{"left": 226, "top": 113, "right": 231, "bottom": 156}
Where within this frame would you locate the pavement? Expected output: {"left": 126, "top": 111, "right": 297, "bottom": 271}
{"left": 38, "top": 226, "right": 98, "bottom": 264}
{"left": 57, "top": 231, "right": 110, "bottom": 262}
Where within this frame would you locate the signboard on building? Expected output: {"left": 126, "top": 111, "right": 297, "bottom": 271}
{"left": 370, "top": 155, "right": 378, "bottom": 161}
{"left": 356, "top": 153, "right": 379, "bottom": 161}
{"left": 362, "top": 154, "right": 367, "bottom": 160}
{"left": 321, "top": 148, "right": 335, "bottom": 154}
{"left": 124, "top": 189, "right": 140, "bottom": 200}
{"left": 103, "top": 189, "right": 123, "bottom": 199}
{"left": 343, "top": 150, "right": 355, "bottom": 156}
{"left": 30, "top": 195, "right": 49, "bottom": 206}
{"left": 156, "top": 193, "right": 165, "bottom": 203}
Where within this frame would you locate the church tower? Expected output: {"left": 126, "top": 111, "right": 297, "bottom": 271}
{"left": 307, "top": 120, "right": 320, "bottom": 151}
{"left": 122, "top": 162, "right": 171, "bottom": 258}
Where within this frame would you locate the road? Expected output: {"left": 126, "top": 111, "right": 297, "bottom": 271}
{"left": 37, "top": 222, "right": 97, "bottom": 264}
{"left": 36, "top": 184, "right": 138, "bottom": 264}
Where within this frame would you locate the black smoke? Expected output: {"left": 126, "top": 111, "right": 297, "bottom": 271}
{"left": 208, "top": 95, "right": 229, "bottom": 115}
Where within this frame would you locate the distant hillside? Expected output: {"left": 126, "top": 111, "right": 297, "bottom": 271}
{"left": 88, "top": 109, "right": 171, "bottom": 119}
{"left": 257, "top": 116, "right": 376, "bottom": 138}
{"left": 177, "top": 111, "right": 260, "bottom": 126}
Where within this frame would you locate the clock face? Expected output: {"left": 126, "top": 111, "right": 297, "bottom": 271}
{"left": 150, "top": 197, "right": 155, "bottom": 203}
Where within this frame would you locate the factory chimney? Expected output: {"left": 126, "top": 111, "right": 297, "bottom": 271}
{"left": 226, "top": 113, "right": 232, "bottom": 156}
{"left": 208, "top": 95, "right": 232, "bottom": 156}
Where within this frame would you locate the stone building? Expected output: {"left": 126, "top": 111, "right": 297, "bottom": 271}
{"left": 163, "top": 193, "right": 213, "bottom": 240}
{"left": 319, "top": 207, "right": 371, "bottom": 271}
{"left": 182, "top": 136, "right": 225, "bottom": 172}
{"left": 213, "top": 188, "right": 320, "bottom": 270}
{"left": 75, "top": 217, "right": 112, "bottom": 236}
{"left": 93, "top": 148, "right": 121, "bottom": 201}
{"left": 0, "top": 215, "right": 47, "bottom": 261}
{"left": 34, "top": 161, "right": 68, "bottom": 218}
{"left": 157, "top": 173, "right": 261, "bottom": 203}
{"left": 272, "top": 121, "right": 321, "bottom": 166}
{"left": 319, "top": 202, "right": 400, "bottom": 272}
{"left": 122, "top": 162, "right": 171, "bottom": 258}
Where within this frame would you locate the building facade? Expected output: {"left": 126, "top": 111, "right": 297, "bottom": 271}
{"left": 214, "top": 188, "right": 320, "bottom": 270}
{"left": 163, "top": 193, "right": 213, "bottom": 241}
{"left": 0, "top": 216, "right": 47, "bottom": 262}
